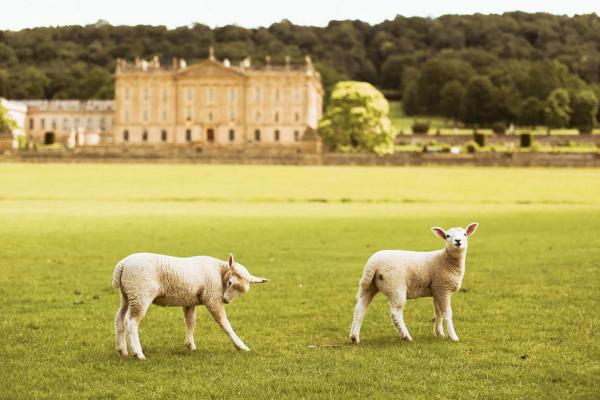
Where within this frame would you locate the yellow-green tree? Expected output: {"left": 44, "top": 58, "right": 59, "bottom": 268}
{"left": 318, "top": 81, "right": 394, "bottom": 155}
{"left": 0, "top": 104, "right": 16, "bottom": 132}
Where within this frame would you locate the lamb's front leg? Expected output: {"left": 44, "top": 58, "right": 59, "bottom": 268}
{"left": 206, "top": 303, "right": 250, "bottom": 351}
{"left": 434, "top": 294, "right": 459, "bottom": 341}
{"left": 433, "top": 296, "right": 445, "bottom": 338}
{"left": 444, "top": 296, "right": 459, "bottom": 342}
{"left": 183, "top": 306, "right": 197, "bottom": 351}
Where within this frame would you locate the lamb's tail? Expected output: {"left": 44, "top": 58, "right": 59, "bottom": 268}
{"left": 357, "top": 260, "right": 378, "bottom": 295}
{"left": 112, "top": 261, "right": 125, "bottom": 289}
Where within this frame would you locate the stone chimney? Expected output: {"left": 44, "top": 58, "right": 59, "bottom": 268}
{"left": 285, "top": 55, "right": 291, "bottom": 70}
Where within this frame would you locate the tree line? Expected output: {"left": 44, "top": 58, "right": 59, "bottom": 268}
{"left": 1, "top": 13, "right": 600, "bottom": 128}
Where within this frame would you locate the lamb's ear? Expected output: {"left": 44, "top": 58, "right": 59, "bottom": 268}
{"left": 466, "top": 223, "right": 479, "bottom": 236}
{"left": 431, "top": 227, "right": 447, "bottom": 240}
{"left": 249, "top": 275, "right": 270, "bottom": 284}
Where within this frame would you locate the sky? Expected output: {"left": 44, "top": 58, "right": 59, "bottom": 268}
{"left": 1, "top": 0, "right": 599, "bottom": 31}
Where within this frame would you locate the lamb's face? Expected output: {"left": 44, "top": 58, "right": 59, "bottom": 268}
{"left": 431, "top": 223, "right": 479, "bottom": 253}
{"left": 223, "top": 272, "right": 250, "bottom": 304}
{"left": 445, "top": 228, "right": 469, "bottom": 250}
{"left": 222, "top": 255, "right": 270, "bottom": 304}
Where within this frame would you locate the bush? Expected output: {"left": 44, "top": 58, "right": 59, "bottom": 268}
{"left": 520, "top": 132, "right": 533, "bottom": 148}
{"left": 412, "top": 122, "right": 430, "bottom": 134}
{"left": 473, "top": 131, "right": 487, "bottom": 147}
{"left": 577, "top": 126, "right": 592, "bottom": 135}
{"left": 464, "top": 140, "right": 479, "bottom": 153}
{"left": 318, "top": 81, "right": 395, "bottom": 155}
{"left": 491, "top": 122, "right": 506, "bottom": 134}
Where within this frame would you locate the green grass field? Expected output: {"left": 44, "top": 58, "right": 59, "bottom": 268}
{"left": 1, "top": 163, "right": 599, "bottom": 399}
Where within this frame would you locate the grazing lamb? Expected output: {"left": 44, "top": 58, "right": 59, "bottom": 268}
{"left": 112, "top": 253, "right": 269, "bottom": 359}
{"left": 350, "top": 223, "right": 479, "bottom": 344}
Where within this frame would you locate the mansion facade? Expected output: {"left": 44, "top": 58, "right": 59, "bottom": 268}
{"left": 113, "top": 49, "right": 324, "bottom": 145}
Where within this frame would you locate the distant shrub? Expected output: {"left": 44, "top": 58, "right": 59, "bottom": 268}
{"left": 473, "top": 131, "right": 487, "bottom": 147}
{"left": 491, "top": 122, "right": 506, "bottom": 135}
{"left": 464, "top": 140, "right": 479, "bottom": 153}
{"left": 412, "top": 122, "right": 430, "bottom": 135}
{"left": 520, "top": 132, "right": 533, "bottom": 148}
{"left": 577, "top": 126, "right": 592, "bottom": 135}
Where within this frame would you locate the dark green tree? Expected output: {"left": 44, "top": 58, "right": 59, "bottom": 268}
{"left": 439, "top": 80, "right": 465, "bottom": 124}
{"left": 461, "top": 77, "right": 498, "bottom": 125}
{"left": 570, "top": 89, "right": 599, "bottom": 133}
{"left": 402, "top": 81, "right": 421, "bottom": 116}
{"left": 416, "top": 58, "right": 474, "bottom": 113}
{"left": 518, "top": 97, "right": 545, "bottom": 128}
{"left": 544, "top": 88, "right": 572, "bottom": 129}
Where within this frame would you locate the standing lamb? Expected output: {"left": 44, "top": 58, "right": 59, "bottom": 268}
{"left": 350, "top": 223, "right": 479, "bottom": 344}
{"left": 112, "top": 253, "right": 269, "bottom": 360}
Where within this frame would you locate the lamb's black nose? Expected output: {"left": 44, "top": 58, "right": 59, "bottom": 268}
{"left": 454, "top": 239, "right": 461, "bottom": 245}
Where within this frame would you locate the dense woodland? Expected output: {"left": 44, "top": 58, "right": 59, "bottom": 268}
{"left": 1, "top": 13, "right": 600, "bottom": 127}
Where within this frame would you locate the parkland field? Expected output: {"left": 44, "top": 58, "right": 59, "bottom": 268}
{"left": 0, "top": 163, "right": 599, "bottom": 399}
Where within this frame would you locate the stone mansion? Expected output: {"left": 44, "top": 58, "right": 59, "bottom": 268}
{"left": 115, "top": 49, "right": 324, "bottom": 145}
{"left": 7, "top": 49, "right": 324, "bottom": 147}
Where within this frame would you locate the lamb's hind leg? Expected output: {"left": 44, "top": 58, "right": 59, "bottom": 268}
{"left": 183, "top": 306, "right": 197, "bottom": 351}
{"left": 350, "top": 283, "right": 378, "bottom": 344}
{"left": 115, "top": 290, "right": 129, "bottom": 356}
{"left": 389, "top": 289, "right": 412, "bottom": 342}
{"left": 125, "top": 296, "right": 152, "bottom": 360}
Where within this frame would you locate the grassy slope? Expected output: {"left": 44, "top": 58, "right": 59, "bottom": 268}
{"left": 0, "top": 163, "right": 599, "bottom": 399}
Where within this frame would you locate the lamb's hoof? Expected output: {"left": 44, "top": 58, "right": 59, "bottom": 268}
{"left": 116, "top": 348, "right": 128, "bottom": 357}
{"left": 434, "top": 332, "right": 445, "bottom": 338}
{"left": 237, "top": 345, "right": 251, "bottom": 352}
{"left": 350, "top": 335, "right": 360, "bottom": 345}
{"left": 186, "top": 342, "right": 196, "bottom": 351}
{"left": 449, "top": 336, "right": 459, "bottom": 342}
{"left": 402, "top": 334, "right": 413, "bottom": 342}
{"left": 132, "top": 352, "right": 146, "bottom": 360}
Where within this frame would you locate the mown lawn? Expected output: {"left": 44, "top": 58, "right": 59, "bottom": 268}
{"left": 0, "top": 163, "right": 599, "bottom": 399}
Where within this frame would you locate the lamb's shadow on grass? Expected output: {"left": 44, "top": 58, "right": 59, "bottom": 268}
{"left": 308, "top": 335, "right": 455, "bottom": 350}
{"left": 359, "top": 335, "right": 455, "bottom": 348}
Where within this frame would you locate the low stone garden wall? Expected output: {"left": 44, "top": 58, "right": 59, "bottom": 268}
{"left": 2, "top": 144, "right": 600, "bottom": 167}
{"left": 397, "top": 133, "right": 600, "bottom": 146}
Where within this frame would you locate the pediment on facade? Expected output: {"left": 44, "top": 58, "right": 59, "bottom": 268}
{"left": 175, "top": 60, "right": 246, "bottom": 80}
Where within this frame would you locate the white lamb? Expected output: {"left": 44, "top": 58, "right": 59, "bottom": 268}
{"left": 350, "top": 223, "right": 479, "bottom": 344}
{"left": 112, "top": 253, "right": 269, "bottom": 360}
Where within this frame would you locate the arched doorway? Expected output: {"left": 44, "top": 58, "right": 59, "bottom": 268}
{"left": 44, "top": 132, "right": 55, "bottom": 145}
{"left": 207, "top": 128, "right": 215, "bottom": 143}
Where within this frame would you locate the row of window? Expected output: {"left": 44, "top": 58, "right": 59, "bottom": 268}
{"left": 29, "top": 117, "right": 109, "bottom": 131}
{"left": 125, "top": 109, "right": 301, "bottom": 124}
{"left": 122, "top": 129, "right": 301, "bottom": 143}
{"left": 123, "top": 86, "right": 303, "bottom": 103}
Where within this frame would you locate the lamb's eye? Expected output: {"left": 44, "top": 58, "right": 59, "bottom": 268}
{"left": 446, "top": 235, "right": 450, "bottom": 239}
{"left": 464, "top": 233, "right": 467, "bottom": 237}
